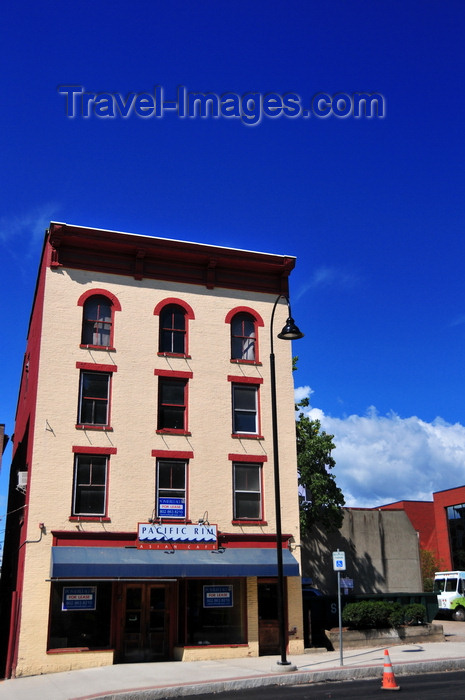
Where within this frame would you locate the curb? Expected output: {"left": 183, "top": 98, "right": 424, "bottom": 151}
{"left": 78, "top": 657, "right": 465, "bottom": 700}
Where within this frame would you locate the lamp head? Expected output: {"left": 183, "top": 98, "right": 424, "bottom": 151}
{"left": 277, "top": 317, "right": 304, "bottom": 340}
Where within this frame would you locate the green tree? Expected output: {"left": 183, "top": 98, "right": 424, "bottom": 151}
{"left": 420, "top": 549, "right": 444, "bottom": 592}
{"left": 296, "top": 397, "right": 345, "bottom": 535}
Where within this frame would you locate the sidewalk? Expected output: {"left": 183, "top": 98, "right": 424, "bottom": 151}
{"left": 1, "top": 629, "right": 465, "bottom": 700}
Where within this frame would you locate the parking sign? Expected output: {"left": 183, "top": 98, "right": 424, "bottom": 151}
{"left": 332, "top": 550, "right": 346, "bottom": 571}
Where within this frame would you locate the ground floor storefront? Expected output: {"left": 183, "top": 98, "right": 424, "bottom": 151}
{"left": 6, "top": 531, "right": 304, "bottom": 676}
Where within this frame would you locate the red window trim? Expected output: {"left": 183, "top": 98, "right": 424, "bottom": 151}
{"left": 76, "top": 362, "right": 117, "bottom": 373}
{"left": 224, "top": 307, "right": 264, "bottom": 326}
{"left": 231, "top": 434, "right": 264, "bottom": 440}
{"left": 154, "top": 298, "right": 195, "bottom": 357}
{"left": 230, "top": 359, "right": 262, "bottom": 366}
{"left": 228, "top": 453, "right": 267, "bottom": 462}
{"left": 157, "top": 375, "right": 189, "bottom": 433}
{"left": 78, "top": 289, "right": 121, "bottom": 350}
{"left": 72, "top": 446, "right": 117, "bottom": 454}
{"left": 232, "top": 460, "right": 264, "bottom": 523}
{"left": 154, "top": 369, "right": 193, "bottom": 379}
{"left": 157, "top": 352, "right": 192, "bottom": 359}
{"left": 77, "top": 289, "right": 122, "bottom": 311}
{"left": 152, "top": 450, "right": 194, "bottom": 458}
{"left": 226, "top": 306, "right": 264, "bottom": 363}
{"left": 69, "top": 516, "right": 111, "bottom": 523}
{"left": 75, "top": 424, "right": 113, "bottom": 432}
{"left": 71, "top": 451, "right": 111, "bottom": 520}
{"left": 80, "top": 345, "right": 116, "bottom": 352}
{"left": 153, "top": 298, "right": 195, "bottom": 319}
{"left": 155, "top": 454, "right": 190, "bottom": 521}
{"left": 77, "top": 368, "right": 113, "bottom": 430}
{"left": 227, "top": 375, "right": 263, "bottom": 384}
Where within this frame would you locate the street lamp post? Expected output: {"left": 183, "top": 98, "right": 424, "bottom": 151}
{"left": 269, "top": 294, "right": 304, "bottom": 668}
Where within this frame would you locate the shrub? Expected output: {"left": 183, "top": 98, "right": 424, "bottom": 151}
{"left": 403, "top": 603, "right": 427, "bottom": 626}
{"left": 342, "top": 601, "right": 404, "bottom": 629}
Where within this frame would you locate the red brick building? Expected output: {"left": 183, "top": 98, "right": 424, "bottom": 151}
{"left": 379, "top": 486, "right": 465, "bottom": 572}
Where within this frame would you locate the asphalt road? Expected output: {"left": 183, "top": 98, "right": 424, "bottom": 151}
{"left": 175, "top": 670, "right": 465, "bottom": 700}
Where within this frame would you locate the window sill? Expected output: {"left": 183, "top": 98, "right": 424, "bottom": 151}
{"left": 156, "top": 429, "right": 192, "bottom": 436}
{"left": 230, "top": 359, "right": 262, "bottom": 366}
{"left": 231, "top": 434, "right": 264, "bottom": 440}
{"left": 80, "top": 344, "right": 116, "bottom": 352}
{"left": 157, "top": 352, "right": 192, "bottom": 359}
{"left": 69, "top": 516, "right": 111, "bottom": 522}
{"left": 47, "top": 647, "right": 113, "bottom": 655}
{"left": 151, "top": 518, "right": 192, "bottom": 524}
{"left": 76, "top": 424, "right": 113, "bottom": 432}
{"left": 232, "top": 520, "right": 267, "bottom": 526}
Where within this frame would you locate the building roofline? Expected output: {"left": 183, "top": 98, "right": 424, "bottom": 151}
{"left": 49, "top": 222, "right": 297, "bottom": 262}
{"left": 47, "top": 222, "right": 296, "bottom": 295}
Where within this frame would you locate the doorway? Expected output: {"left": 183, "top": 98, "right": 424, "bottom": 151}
{"left": 120, "top": 583, "right": 173, "bottom": 662}
{"left": 258, "top": 580, "right": 280, "bottom": 655}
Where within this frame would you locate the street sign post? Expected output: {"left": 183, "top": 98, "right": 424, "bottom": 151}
{"left": 332, "top": 550, "right": 346, "bottom": 666}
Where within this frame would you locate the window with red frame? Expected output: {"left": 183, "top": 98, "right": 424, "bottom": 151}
{"left": 157, "top": 378, "right": 187, "bottom": 431}
{"left": 156, "top": 459, "right": 187, "bottom": 518}
{"left": 232, "top": 384, "right": 258, "bottom": 434}
{"left": 159, "top": 304, "right": 186, "bottom": 354}
{"left": 78, "top": 371, "right": 110, "bottom": 426}
{"left": 233, "top": 462, "right": 262, "bottom": 520}
{"left": 72, "top": 454, "right": 108, "bottom": 516}
{"left": 231, "top": 312, "right": 256, "bottom": 361}
{"left": 81, "top": 295, "right": 113, "bottom": 347}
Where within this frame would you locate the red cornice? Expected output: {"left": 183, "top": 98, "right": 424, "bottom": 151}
{"left": 48, "top": 222, "right": 295, "bottom": 295}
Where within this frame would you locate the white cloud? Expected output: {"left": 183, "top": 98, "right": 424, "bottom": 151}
{"left": 295, "top": 386, "right": 465, "bottom": 508}
{"left": 295, "top": 266, "right": 360, "bottom": 300}
{"left": 294, "top": 385, "right": 313, "bottom": 403}
{"left": 0, "top": 204, "right": 61, "bottom": 259}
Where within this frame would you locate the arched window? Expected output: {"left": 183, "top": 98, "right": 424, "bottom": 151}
{"left": 154, "top": 298, "right": 195, "bottom": 356}
{"left": 226, "top": 307, "right": 264, "bottom": 363}
{"left": 78, "top": 289, "right": 121, "bottom": 349}
{"left": 231, "top": 312, "right": 256, "bottom": 361}
{"left": 82, "top": 295, "right": 113, "bottom": 347}
{"left": 159, "top": 304, "right": 186, "bottom": 354}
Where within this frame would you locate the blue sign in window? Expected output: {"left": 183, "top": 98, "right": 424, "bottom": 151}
{"left": 62, "top": 587, "right": 97, "bottom": 611}
{"left": 159, "top": 497, "right": 186, "bottom": 518}
{"left": 203, "top": 585, "right": 233, "bottom": 608}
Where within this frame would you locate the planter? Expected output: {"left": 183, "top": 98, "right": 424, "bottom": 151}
{"left": 326, "top": 623, "right": 444, "bottom": 650}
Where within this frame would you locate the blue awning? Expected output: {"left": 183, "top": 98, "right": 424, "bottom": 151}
{"left": 50, "top": 546, "right": 300, "bottom": 580}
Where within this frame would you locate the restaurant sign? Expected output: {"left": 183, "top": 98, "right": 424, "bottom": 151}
{"left": 138, "top": 523, "right": 218, "bottom": 550}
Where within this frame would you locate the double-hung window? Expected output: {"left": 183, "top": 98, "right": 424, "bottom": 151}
{"left": 157, "top": 377, "right": 187, "bottom": 431}
{"left": 156, "top": 459, "right": 187, "bottom": 519}
{"left": 232, "top": 383, "right": 258, "bottom": 435}
{"left": 72, "top": 454, "right": 108, "bottom": 517}
{"left": 78, "top": 371, "right": 110, "bottom": 426}
{"left": 233, "top": 463, "right": 262, "bottom": 520}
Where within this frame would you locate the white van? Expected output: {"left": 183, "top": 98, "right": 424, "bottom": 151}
{"left": 434, "top": 571, "right": 465, "bottom": 621}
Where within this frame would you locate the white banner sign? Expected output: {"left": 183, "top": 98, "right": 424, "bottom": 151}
{"left": 138, "top": 523, "right": 217, "bottom": 543}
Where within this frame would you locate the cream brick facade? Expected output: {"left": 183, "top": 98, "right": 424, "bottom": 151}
{"left": 2, "top": 225, "right": 304, "bottom": 677}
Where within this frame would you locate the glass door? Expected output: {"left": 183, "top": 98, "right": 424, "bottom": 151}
{"left": 121, "top": 583, "right": 171, "bottom": 662}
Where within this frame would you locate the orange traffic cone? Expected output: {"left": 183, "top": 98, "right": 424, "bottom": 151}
{"left": 381, "top": 649, "right": 400, "bottom": 691}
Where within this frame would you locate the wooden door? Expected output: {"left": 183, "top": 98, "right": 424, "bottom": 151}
{"left": 121, "top": 583, "right": 171, "bottom": 662}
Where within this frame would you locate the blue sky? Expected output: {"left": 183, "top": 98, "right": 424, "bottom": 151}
{"left": 1, "top": 1, "right": 465, "bottom": 523}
